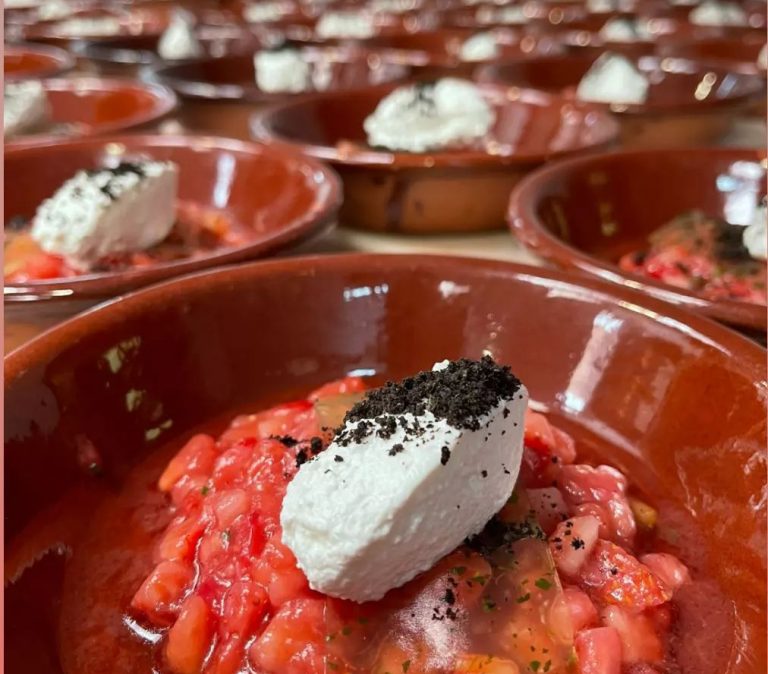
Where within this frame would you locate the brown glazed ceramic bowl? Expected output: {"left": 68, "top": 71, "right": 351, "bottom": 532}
{"left": 151, "top": 50, "right": 411, "bottom": 139}
{"left": 70, "top": 24, "right": 261, "bottom": 76}
{"left": 4, "top": 134, "right": 341, "bottom": 304}
{"left": 5, "top": 78, "right": 177, "bottom": 147}
{"left": 478, "top": 54, "right": 765, "bottom": 147}
{"left": 657, "top": 34, "right": 766, "bottom": 73}
{"left": 4, "top": 42, "right": 75, "bottom": 79}
{"left": 5, "top": 254, "right": 766, "bottom": 674}
{"left": 352, "top": 27, "right": 564, "bottom": 78}
{"left": 252, "top": 83, "right": 619, "bottom": 233}
{"left": 508, "top": 146, "right": 767, "bottom": 332}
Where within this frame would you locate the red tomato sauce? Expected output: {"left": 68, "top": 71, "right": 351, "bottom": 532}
{"left": 36, "top": 378, "right": 735, "bottom": 674}
{"left": 4, "top": 201, "right": 244, "bottom": 283}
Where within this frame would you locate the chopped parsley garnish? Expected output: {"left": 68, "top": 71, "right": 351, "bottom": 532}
{"left": 534, "top": 578, "right": 552, "bottom": 590}
{"left": 516, "top": 593, "right": 531, "bottom": 603}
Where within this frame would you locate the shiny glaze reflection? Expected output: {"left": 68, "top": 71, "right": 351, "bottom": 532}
{"left": 4, "top": 134, "right": 342, "bottom": 301}
{"left": 5, "top": 78, "right": 177, "bottom": 147}
{"left": 4, "top": 43, "right": 75, "bottom": 80}
{"left": 508, "top": 147, "right": 768, "bottom": 330}
{"left": 151, "top": 50, "right": 411, "bottom": 102}
{"left": 4, "top": 254, "right": 766, "bottom": 673}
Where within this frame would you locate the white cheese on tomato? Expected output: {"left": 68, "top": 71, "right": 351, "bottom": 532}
{"left": 363, "top": 78, "right": 495, "bottom": 152}
{"left": 243, "top": 1, "right": 289, "bottom": 22}
{"left": 576, "top": 52, "right": 649, "bottom": 105}
{"left": 30, "top": 161, "right": 178, "bottom": 269}
{"left": 281, "top": 359, "right": 528, "bottom": 602}
{"left": 315, "top": 11, "right": 375, "bottom": 39}
{"left": 157, "top": 9, "right": 204, "bottom": 60}
{"left": 4, "top": 81, "right": 50, "bottom": 138}
{"left": 55, "top": 16, "right": 122, "bottom": 36}
{"left": 689, "top": 0, "right": 748, "bottom": 26}
{"left": 254, "top": 48, "right": 311, "bottom": 93}
{"left": 460, "top": 32, "right": 500, "bottom": 61}
{"left": 598, "top": 17, "right": 653, "bottom": 42}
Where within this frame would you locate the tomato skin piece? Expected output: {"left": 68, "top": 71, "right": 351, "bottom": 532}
{"left": 579, "top": 541, "right": 671, "bottom": 610}
{"left": 165, "top": 595, "right": 213, "bottom": 674}
{"left": 575, "top": 627, "right": 622, "bottom": 674}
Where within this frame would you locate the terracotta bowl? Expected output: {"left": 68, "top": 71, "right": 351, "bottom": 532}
{"left": 5, "top": 254, "right": 766, "bottom": 674}
{"left": 70, "top": 24, "right": 261, "bottom": 76}
{"left": 352, "top": 27, "right": 565, "bottom": 77}
{"left": 4, "top": 134, "right": 341, "bottom": 305}
{"left": 4, "top": 42, "right": 75, "bottom": 79}
{"left": 439, "top": 2, "right": 583, "bottom": 29}
{"left": 508, "top": 146, "right": 767, "bottom": 332}
{"left": 252, "top": 83, "right": 619, "bottom": 233}
{"left": 5, "top": 78, "right": 177, "bottom": 147}
{"left": 478, "top": 54, "right": 765, "bottom": 148}
{"left": 150, "top": 50, "right": 411, "bottom": 139}
{"left": 657, "top": 34, "right": 766, "bottom": 73}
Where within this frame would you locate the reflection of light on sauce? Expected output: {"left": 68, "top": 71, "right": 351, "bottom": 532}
{"left": 599, "top": 201, "right": 617, "bottom": 236}
{"left": 343, "top": 283, "right": 389, "bottom": 301}
{"left": 694, "top": 72, "right": 717, "bottom": 100}
{"left": 123, "top": 614, "right": 163, "bottom": 645}
{"left": 212, "top": 152, "right": 236, "bottom": 208}
{"left": 438, "top": 279, "right": 470, "bottom": 298}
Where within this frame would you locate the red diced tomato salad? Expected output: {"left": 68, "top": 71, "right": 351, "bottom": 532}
{"left": 130, "top": 378, "right": 690, "bottom": 674}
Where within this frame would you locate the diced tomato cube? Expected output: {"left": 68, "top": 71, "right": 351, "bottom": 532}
{"left": 550, "top": 516, "right": 601, "bottom": 578}
{"left": 601, "top": 606, "right": 664, "bottom": 664}
{"left": 159, "top": 435, "right": 217, "bottom": 493}
{"left": 563, "top": 586, "right": 598, "bottom": 633}
{"left": 551, "top": 428, "right": 577, "bottom": 464}
{"left": 24, "top": 252, "right": 66, "bottom": 280}
{"left": 572, "top": 503, "right": 611, "bottom": 539}
{"left": 640, "top": 553, "right": 690, "bottom": 596}
{"left": 165, "top": 595, "right": 213, "bottom": 674}
{"left": 211, "top": 489, "right": 250, "bottom": 530}
{"left": 527, "top": 487, "right": 569, "bottom": 535}
{"left": 575, "top": 627, "right": 622, "bottom": 674}
{"left": 559, "top": 465, "right": 625, "bottom": 507}
{"left": 131, "top": 560, "right": 193, "bottom": 623}
{"left": 219, "top": 581, "right": 269, "bottom": 638}
{"left": 579, "top": 541, "right": 670, "bottom": 610}
{"left": 524, "top": 410, "right": 557, "bottom": 454}
{"left": 204, "top": 635, "right": 244, "bottom": 674}
{"left": 156, "top": 512, "right": 206, "bottom": 562}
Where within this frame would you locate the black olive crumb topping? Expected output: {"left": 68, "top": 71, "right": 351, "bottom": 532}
{"left": 334, "top": 455, "right": 344, "bottom": 462}
{"left": 388, "top": 443, "right": 405, "bottom": 456}
{"left": 440, "top": 446, "right": 451, "bottom": 466}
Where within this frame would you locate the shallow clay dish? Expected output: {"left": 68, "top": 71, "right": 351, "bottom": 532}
{"left": 151, "top": 49, "right": 411, "bottom": 138}
{"left": 4, "top": 134, "right": 341, "bottom": 303}
{"left": 71, "top": 24, "right": 260, "bottom": 76}
{"left": 658, "top": 33, "right": 766, "bottom": 73}
{"left": 4, "top": 42, "right": 75, "bottom": 79}
{"left": 4, "top": 253, "right": 766, "bottom": 673}
{"left": 478, "top": 53, "right": 765, "bottom": 147}
{"left": 5, "top": 78, "right": 177, "bottom": 147}
{"left": 508, "top": 146, "right": 767, "bottom": 332}
{"left": 353, "top": 27, "right": 564, "bottom": 77}
{"left": 252, "top": 83, "right": 619, "bottom": 233}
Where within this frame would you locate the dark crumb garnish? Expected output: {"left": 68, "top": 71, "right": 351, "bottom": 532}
{"left": 388, "top": 443, "right": 405, "bottom": 456}
{"left": 86, "top": 162, "right": 148, "bottom": 201}
{"left": 571, "top": 537, "right": 585, "bottom": 550}
{"left": 335, "top": 356, "right": 521, "bottom": 448}
{"left": 481, "top": 470, "right": 488, "bottom": 478}
{"left": 440, "top": 446, "right": 451, "bottom": 466}
{"left": 6, "top": 215, "right": 28, "bottom": 231}
{"left": 715, "top": 219, "right": 753, "bottom": 262}
{"left": 443, "top": 588, "right": 456, "bottom": 605}
{"left": 466, "top": 511, "right": 546, "bottom": 557}
{"left": 273, "top": 435, "right": 299, "bottom": 447}
{"left": 309, "top": 437, "right": 323, "bottom": 454}
{"left": 334, "top": 455, "right": 344, "bottom": 462}
{"left": 295, "top": 449, "right": 309, "bottom": 467}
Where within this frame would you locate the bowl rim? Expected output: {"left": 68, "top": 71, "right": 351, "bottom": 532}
{"left": 4, "top": 133, "right": 344, "bottom": 303}
{"left": 3, "top": 40, "right": 76, "bottom": 79}
{"left": 250, "top": 81, "right": 622, "bottom": 169}
{"left": 6, "top": 253, "right": 765, "bottom": 370}
{"left": 507, "top": 145, "right": 768, "bottom": 331}
{"left": 5, "top": 76, "right": 178, "bottom": 147}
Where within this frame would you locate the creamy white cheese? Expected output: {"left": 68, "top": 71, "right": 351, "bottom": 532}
{"left": 55, "top": 16, "right": 122, "bottom": 36}
{"left": 369, "top": 0, "right": 421, "bottom": 13}
{"left": 689, "top": 0, "right": 748, "bottom": 26}
{"left": 364, "top": 78, "right": 495, "bottom": 152}
{"left": 254, "top": 48, "right": 311, "bottom": 93}
{"left": 587, "top": 0, "right": 634, "bottom": 13}
{"left": 31, "top": 161, "right": 178, "bottom": 269}
{"left": 576, "top": 52, "right": 650, "bottom": 105}
{"left": 243, "top": 1, "right": 289, "bottom": 22}
{"left": 315, "top": 11, "right": 376, "bottom": 38}
{"left": 37, "top": 0, "right": 75, "bottom": 21}
{"left": 157, "top": 9, "right": 204, "bottom": 60}
{"left": 743, "top": 203, "right": 767, "bottom": 261}
{"left": 4, "top": 81, "right": 50, "bottom": 138}
{"left": 598, "top": 17, "right": 653, "bottom": 42}
{"left": 460, "top": 32, "right": 500, "bottom": 61}
{"left": 476, "top": 5, "right": 527, "bottom": 24}
{"left": 281, "top": 361, "right": 528, "bottom": 602}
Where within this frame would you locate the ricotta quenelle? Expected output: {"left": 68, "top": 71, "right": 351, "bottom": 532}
{"left": 460, "top": 32, "right": 500, "bottom": 61}
{"left": 743, "top": 203, "right": 767, "bottom": 261}
{"left": 576, "top": 52, "right": 649, "bottom": 105}
{"left": 364, "top": 78, "right": 495, "bottom": 152}
{"left": 243, "top": 1, "right": 288, "bottom": 22}
{"left": 281, "top": 357, "right": 529, "bottom": 602}
{"left": 157, "top": 9, "right": 203, "bottom": 60}
{"left": 477, "top": 5, "right": 527, "bottom": 24}
{"left": 689, "top": 0, "right": 747, "bottom": 26}
{"left": 4, "top": 81, "right": 50, "bottom": 138}
{"left": 254, "top": 48, "right": 311, "bottom": 93}
{"left": 598, "top": 17, "right": 653, "bottom": 41}
{"left": 315, "top": 11, "right": 375, "bottom": 39}
{"left": 31, "top": 161, "right": 178, "bottom": 269}
{"left": 56, "top": 16, "right": 122, "bottom": 36}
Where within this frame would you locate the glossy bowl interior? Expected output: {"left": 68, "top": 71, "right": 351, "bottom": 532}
{"left": 4, "top": 134, "right": 341, "bottom": 301}
{"left": 5, "top": 254, "right": 766, "bottom": 674}
{"left": 6, "top": 78, "right": 177, "bottom": 146}
{"left": 4, "top": 42, "right": 75, "bottom": 79}
{"left": 508, "top": 146, "right": 768, "bottom": 331}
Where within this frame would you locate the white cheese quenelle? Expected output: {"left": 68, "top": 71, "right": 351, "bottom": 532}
{"left": 598, "top": 17, "right": 653, "bottom": 42}
{"left": 157, "top": 9, "right": 204, "bottom": 61}
{"left": 254, "top": 48, "right": 311, "bottom": 93}
{"left": 4, "top": 81, "right": 50, "bottom": 138}
{"left": 55, "top": 16, "right": 122, "bottom": 36}
{"left": 281, "top": 357, "right": 529, "bottom": 602}
{"left": 315, "top": 11, "right": 375, "bottom": 39}
{"left": 689, "top": 0, "right": 748, "bottom": 25}
{"left": 30, "top": 161, "right": 178, "bottom": 270}
{"left": 459, "top": 32, "right": 500, "bottom": 61}
{"left": 576, "top": 52, "right": 650, "bottom": 105}
{"left": 363, "top": 78, "right": 495, "bottom": 152}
